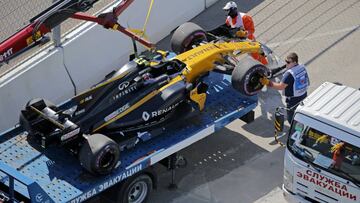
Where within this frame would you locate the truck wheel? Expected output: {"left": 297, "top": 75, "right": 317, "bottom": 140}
{"left": 79, "top": 134, "right": 120, "bottom": 175}
{"left": 19, "top": 98, "right": 57, "bottom": 134}
{"left": 171, "top": 22, "right": 207, "bottom": 53}
{"left": 117, "top": 174, "right": 153, "bottom": 203}
{"left": 231, "top": 56, "right": 268, "bottom": 96}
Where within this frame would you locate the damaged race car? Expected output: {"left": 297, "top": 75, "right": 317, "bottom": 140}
{"left": 19, "top": 21, "right": 279, "bottom": 175}
{"left": 171, "top": 22, "right": 281, "bottom": 73}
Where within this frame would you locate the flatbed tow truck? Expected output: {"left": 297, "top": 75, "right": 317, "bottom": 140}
{"left": 0, "top": 0, "right": 273, "bottom": 202}
{"left": 0, "top": 71, "right": 257, "bottom": 203}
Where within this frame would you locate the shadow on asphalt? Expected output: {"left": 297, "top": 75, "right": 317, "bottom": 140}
{"left": 149, "top": 127, "right": 271, "bottom": 203}
{"left": 240, "top": 85, "right": 285, "bottom": 140}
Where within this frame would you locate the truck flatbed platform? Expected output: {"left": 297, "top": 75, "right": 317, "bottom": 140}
{"left": 0, "top": 72, "right": 257, "bottom": 203}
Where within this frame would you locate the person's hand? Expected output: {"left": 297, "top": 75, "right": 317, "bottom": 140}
{"left": 243, "top": 30, "right": 248, "bottom": 37}
{"left": 236, "top": 29, "right": 248, "bottom": 38}
{"left": 260, "top": 77, "right": 271, "bottom": 86}
{"left": 331, "top": 142, "right": 344, "bottom": 153}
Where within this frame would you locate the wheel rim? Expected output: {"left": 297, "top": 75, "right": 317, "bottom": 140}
{"left": 182, "top": 32, "right": 206, "bottom": 52}
{"left": 246, "top": 71, "right": 263, "bottom": 93}
{"left": 128, "top": 181, "right": 148, "bottom": 203}
{"left": 99, "top": 147, "right": 116, "bottom": 169}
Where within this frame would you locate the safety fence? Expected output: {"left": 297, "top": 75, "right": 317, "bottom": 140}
{"left": 0, "top": 0, "right": 115, "bottom": 76}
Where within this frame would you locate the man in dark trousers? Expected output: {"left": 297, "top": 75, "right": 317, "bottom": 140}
{"left": 260, "top": 52, "right": 310, "bottom": 123}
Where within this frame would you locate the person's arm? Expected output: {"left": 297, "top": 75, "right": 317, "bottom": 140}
{"left": 270, "top": 81, "right": 287, "bottom": 90}
{"left": 274, "top": 71, "right": 292, "bottom": 90}
{"left": 270, "top": 65, "right": 286, "bottom": 77}
{"left": 242, "top": 15, "right": 255, "bottom": 36}
{"left": 225, "top": 17, "right": 230, "bottom": 27}
{"left": 260, "top": 71, "right": 291, "bottom": 90}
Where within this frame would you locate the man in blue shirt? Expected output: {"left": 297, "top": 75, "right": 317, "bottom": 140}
{"left": 260, "top": 52, "right": 310, "bottom": 123}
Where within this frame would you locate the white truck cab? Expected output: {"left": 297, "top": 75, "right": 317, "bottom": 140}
{"left": 278, "top": 82, "right": 360, "bottom": 203}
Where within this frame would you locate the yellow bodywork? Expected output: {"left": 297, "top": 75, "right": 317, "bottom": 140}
{"left": 190, "top": 87, "right": 206, "bottom": 111}
{"left": 94, "top": 41, "right": 262, "bottom": 131}
{"left": 175, "top": 41, "right": 261, "bottom": 83}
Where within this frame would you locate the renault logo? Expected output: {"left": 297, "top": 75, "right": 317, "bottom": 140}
{"left": 142, "top": 111, "right": 150, "bottom": 121}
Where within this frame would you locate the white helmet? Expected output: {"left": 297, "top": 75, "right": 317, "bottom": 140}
{"left": 223, "top": 1, "right": 237, "bottom": 10}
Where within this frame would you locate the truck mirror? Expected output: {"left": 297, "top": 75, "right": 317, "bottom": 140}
{"left": 274, "top": 107, "right": 284, "bottom": 132}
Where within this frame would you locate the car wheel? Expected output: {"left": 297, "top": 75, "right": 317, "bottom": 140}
{"left": 117, "top": 174, "right": 153, "bottom": 203}
{"left": 170, "top": 22, "right": 207, "bottom": 54}
{"left": 231, "top": 55, "right": 268, "bottom": 96}
{"left": 79, "top": 133, "right": 120, "bottom": 175}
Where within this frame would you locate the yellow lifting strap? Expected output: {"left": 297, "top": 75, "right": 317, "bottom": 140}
{"left": 128, "top": 0, "right": 154, "bottom": 40}
{"left": 142, "top": 0, "right": 154, "bottom": 35}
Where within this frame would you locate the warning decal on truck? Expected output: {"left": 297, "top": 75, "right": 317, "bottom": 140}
{"left": 296, "top": 169, "right": 357, "bottom": 201}
{"left": 70, "top": 163, "right": 144, "bottom": 203}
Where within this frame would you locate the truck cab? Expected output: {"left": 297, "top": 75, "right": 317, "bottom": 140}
{"left": 279, "top": 82, "right": 360, "bottom": 203}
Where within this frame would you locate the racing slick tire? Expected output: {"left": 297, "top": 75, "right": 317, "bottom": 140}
{"left": 79, "top": 134, "right": 120, "bottom": 175}
{"left": 171, "top": 22, "right": 207, "bottom": 53}
{"left": 19, "top": 98, "right": 57, "bottom": 135}
{"left": 231, "top": 56, "right": 268, "bottom": 96}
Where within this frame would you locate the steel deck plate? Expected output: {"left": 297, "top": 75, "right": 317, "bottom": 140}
{"left": 0, "top": 72, "right": 257, "bottom": 202}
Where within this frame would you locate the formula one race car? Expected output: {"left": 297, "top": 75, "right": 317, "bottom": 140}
{"left": 170, "top": 22, "right": 280, "bottom": 73}
{"left": 19, "top": 21, "right": 276, "bottom": 175}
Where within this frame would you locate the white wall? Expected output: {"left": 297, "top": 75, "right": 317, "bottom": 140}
{"left": 62, "top": 0, "right": 205, "bottom": 93}
{"left": 0, "top": 0, "right": 219, "bottom": 132}
{"left": 205, "top": 0, "right": 218, "bottom": 8}
{"left": 0, "top": 49, "right": 74, "bottom": 130}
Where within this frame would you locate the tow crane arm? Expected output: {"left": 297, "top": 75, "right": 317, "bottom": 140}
{"left": 0, "top": 0, "right": 154, "bottom": 66}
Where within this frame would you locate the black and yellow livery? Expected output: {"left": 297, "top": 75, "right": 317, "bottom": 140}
{"left": 19, "top": 22, "right": 272, "bottom": 175}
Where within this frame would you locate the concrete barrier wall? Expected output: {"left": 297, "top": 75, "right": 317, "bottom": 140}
{"left": 0, "top": 0, "right": 219, "bottom": 132}
{"left": 0, "top": 49, "right": 75, "bottom": 130}
{"left": 206, "top": 0, "right": 218, "bottom": 8}
{"left": 62, "top": 0, "right": 205, "bottom": 93}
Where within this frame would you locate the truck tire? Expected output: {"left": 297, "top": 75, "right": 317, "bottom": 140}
{"left": 170, "top": 22, "right": 207, "bottom": 53}
{"left": 231, "top": 56, "right": 268, "bottom": 96}
{"left": 79, "top": 134, "right": 120, "bottom": 175}
{"left": 116, "top": 174, "right": 153, "bottom": 203}
{"left": 19, "top": 98, "right": 57, "bottom": 135}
